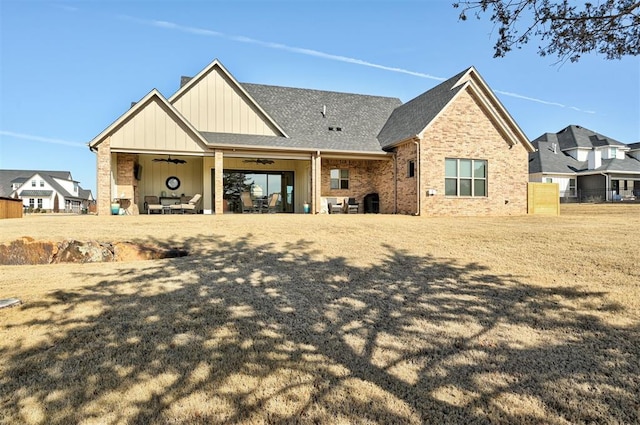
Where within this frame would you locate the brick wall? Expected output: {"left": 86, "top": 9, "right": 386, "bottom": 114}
{"left": 321, "top": 159, "right": 380, "bottom": 211}
{"left": 96, "top": 137, "right": 111, "bottom": 216}
{"left": 116, "top": 154, "right": 138, "bottom": 213}
{"left": 371, "top": 158, "right": 394, "bottom": 214}
{"left": 419, "top": 89, "right": 529, "bottom": 216}
{"left": 394, "top": 141, "right": 418, "bottom": 215}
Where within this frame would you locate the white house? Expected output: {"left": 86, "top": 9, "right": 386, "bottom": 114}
{"left": 0, "top": 169, "right": 94, "bottom": 213}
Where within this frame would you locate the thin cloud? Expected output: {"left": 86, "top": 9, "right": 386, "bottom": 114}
{"left": 494, "top": 90, "right": 596, "bottom": 114}
{"left": 0, "top": 131, "right": 86, "bottom": 148}
{"left": 54, "top": 4, "right": 79, "bottom": 12}
{"left": 121, "top": 16, "right": 446, "bottom": 82}
{"left": 122, "top": 16, "right": 595, "bottom": 114}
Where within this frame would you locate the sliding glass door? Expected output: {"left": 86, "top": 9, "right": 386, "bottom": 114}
{"left": 213, "top": 170, "right": 294, "bottom": 213}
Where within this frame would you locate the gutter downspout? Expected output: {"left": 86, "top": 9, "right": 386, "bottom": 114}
{"left": 393, "top": 151, "right": 398, "bottom": 214}
{"left": 414, "top": 140, "right": 420, "bottom": 216}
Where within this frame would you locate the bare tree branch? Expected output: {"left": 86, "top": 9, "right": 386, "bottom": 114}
{"left": 453, "top": 0, "right": 640, "bottom": 62}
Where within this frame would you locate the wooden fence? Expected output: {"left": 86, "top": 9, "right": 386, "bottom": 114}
{"left": 0, "top": 197, "right": 24, "bottom": 219}
{"left": 528, "top": 183, "right": 559, "bottom": 215}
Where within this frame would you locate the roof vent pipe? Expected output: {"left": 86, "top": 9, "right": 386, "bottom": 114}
{"left": 322, "top": 105, "right": 326, "bottom": 118}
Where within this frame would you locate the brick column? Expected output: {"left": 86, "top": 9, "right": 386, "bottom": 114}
{"left": 96, "top": 137, "right": 112, "bottom": 216}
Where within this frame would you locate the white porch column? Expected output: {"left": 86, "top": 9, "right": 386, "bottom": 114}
{"left": 214, "top": 151, "right": 224, "bottom": 214}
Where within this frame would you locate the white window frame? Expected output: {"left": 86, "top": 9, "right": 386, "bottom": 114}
{"left": 330, "top": 169, "right": 349, "bottom": 189}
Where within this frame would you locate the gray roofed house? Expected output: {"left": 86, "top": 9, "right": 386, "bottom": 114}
{"left": 88, "top": 58, "right": 534, "bottom": 216}
{"left": 529, "top": 125, "right": 640, "bottom": 201}
{"left": 0, "top": 169, "right": 94, "bottom": 213}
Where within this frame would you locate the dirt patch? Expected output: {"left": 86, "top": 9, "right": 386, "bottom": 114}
{"left": 0, "top": 237, "right": 188, "bottom": 265}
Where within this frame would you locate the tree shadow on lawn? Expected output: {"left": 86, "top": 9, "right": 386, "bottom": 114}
{"left": 1, "top": 235, "right": 638, "bottom": 424}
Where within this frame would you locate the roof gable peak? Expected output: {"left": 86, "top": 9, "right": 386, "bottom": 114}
{"left": 168, "top": 58, "right": 288, "bottom": 137}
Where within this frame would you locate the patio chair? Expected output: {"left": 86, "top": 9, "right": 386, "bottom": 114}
{"left": 240, "top": 191, "right": 259, "bottom": 213}
{"left": 327, "top": 197, "right": 344, "bottom": 214}
{"left": 144, "top": 196, "right": 163, "bottom": 214}
{"left": 262, "top": 192, "right": 279, "bottom": 213}
{"left": 169, "top": 193, "right": 202, "bottom": 214}
{"left": 345, "top": 197, "right": 359, "bottom": 214}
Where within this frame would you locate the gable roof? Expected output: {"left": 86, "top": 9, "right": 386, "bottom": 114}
{"left": 0, "top": 170, "right": 92, "bottom": 200}
{"left": 90, "top": 60, "right": 533, "bottom": 156}
{"left": 88, "top": 89, "right": 210, "bottom": 151}
{"left": 169, "top": 58, "right": 288, "bottom": 138}
{"left": 377, "top": 67, "right": 534, "bottom": 152}
{"left": 530, "top": 135, "right": 640, "bottom": 175}
{"left": 0, "top": 170, "right": 72, "bottom": 197}
{"left": 553, "top": 125, "right": 628, "bottom": 150}
{"left": 377, "top": 69, "right": 467, "bottom": 147}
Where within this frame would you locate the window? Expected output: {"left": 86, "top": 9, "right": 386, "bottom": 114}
{"left": 31, "top": 180, "right": 36, "bottom": 187}
{"left": 40, "top": 180, "right": 44, "bottom": 187}
{"left": 37, "top": 199, "right": 43, "bottom": 209}
{"left": 445, "top": 158, "right": 487, "bottom": 197}
{"left": 610, "top": 147, "right": 618, "bottom": 158}
{"left": 407, "top": 160, "right": 415, "bottom": 178}
{"left": 568, "top": 178, "right": 576, "bottom": 196}
{"left": 330, "top": 169, "right": 349, "bottom": 189}
{"left": 29, "top": 198, "right": 35, "bottom": 208}
{"left": 544, "top": 177, "right": 553, "bottom": 183}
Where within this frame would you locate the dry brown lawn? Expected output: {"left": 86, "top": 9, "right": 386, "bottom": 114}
{"left": 1, "top": 204, "right": 638, "bottom": 424}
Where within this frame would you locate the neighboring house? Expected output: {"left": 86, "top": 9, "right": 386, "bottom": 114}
{"left": 0, "top": 169, "right": 94, "bottom": 213}
{"left": 529, "top": 125, "right": 640, "bottom": 202}
{"left": 88, "top": 58, "right": 534, "bottom": 216}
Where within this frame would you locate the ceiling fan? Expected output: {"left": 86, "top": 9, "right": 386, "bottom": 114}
{"left": 153, "top": 156, "right": 186, "bottom": 164}
{"left": 243, "top": 158, "right": 274, "bottom": 165}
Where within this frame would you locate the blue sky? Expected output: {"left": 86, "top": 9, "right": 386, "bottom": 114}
{"left": 1, "top": 0, "right": 638, "bottom": 194}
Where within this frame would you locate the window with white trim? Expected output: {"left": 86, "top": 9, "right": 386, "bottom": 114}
{"left": 445, "top": 158, "right": 487, "bottom": 197}
{"left": 29, "top": 198, "right": 35, "bottom": 208}
{"left": 37, "top": 199, "right": 43, "bottom": 209}
{"left": 31, "top": 180, "right": 36, "bottom": 187}
{"left": 330, "top": 169, "right": 349, "bottom": 189}
{"left": 40, "top": 180, "right": 44, "bottom": 187}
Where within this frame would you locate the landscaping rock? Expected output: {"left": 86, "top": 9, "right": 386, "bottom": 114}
{"left": 0, "top": 238, "right": 188, "bottom": 265}
{"left": 0, "top": 237, "right": 58, "bottom": 265}
{"left": 53, "top": 240, "right": 114, "bottom": 264}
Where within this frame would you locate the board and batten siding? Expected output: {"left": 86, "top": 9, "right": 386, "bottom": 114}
{"left": 109, "top": 97, "right": 206, "bottom": 153}
{"left": 172, "top": 67, "right": 279, "bottom": 136}
{"left": 136, "top": 155, "right": 204, "bottom": 206}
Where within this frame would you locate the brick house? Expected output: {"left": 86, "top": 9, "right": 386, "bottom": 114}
{"left": 88, "top": 59, "right": 533, "bottom": 216}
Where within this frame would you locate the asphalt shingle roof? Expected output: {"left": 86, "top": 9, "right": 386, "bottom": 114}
{"left": 239, "top": 83, "right": 403, "bottom": 152}
{"left": 555, "top": 125, "right": 627, "bottom": 150}
{"left": 377, "top": 68, "right": 468, "bottom": 148}
{"left": 529, "top": 140, "right": 584, "bottom": 174}
{"left": 530, "top": 129, "right": 640, "bottom": 175}
{"left": 0, "top": 170, "right": 92, "bottom": 200}
{"left": 20, "top": 190, "right": 54, "bottom": 197}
